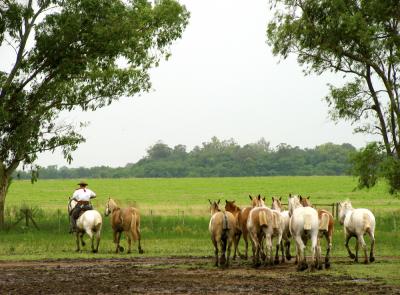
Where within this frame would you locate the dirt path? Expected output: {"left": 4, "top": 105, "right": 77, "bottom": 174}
{"left": 0, "top": 256, "right": 399, "bottom": 294}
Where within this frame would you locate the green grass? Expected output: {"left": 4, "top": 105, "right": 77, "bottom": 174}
{"left": 1, "top": 176, "right": 400, "bottom": 285}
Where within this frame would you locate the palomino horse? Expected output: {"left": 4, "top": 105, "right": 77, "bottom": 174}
{"left": 288, "top": 194, "right": 321, "bottom": 271}
{"left": 68, "top": 198, "right": 102, "bottom": 253}
{"left": 224, "top": 200, "right": 252, "bottom": 260}
{"left": 299, "top": 196, "right": 334, "bottom": 268}
{"left": 105, "top": 198, "right": 144, "bottom": 254}
{"left": 339, "top": 200, "right": 375, "bottom": 264}
{"left": 208, "top": 199, "right": 236, "bottom": 267}
{"left": 271, "top": 196, "right": 292, "bottom": 262}
{"left": 247, "top": 195, "right": 283, "bottom": 266}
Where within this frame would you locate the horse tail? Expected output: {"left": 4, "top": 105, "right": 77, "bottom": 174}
{"left": 304, "top": 214, "right": 312, "bottom": 230}
{"left": 272, "top": 211, "right": 279, "bottom": 229}
{"left": 363, "top": 213, "right": 371, "bottom": 233}
{"left": 319, "top": 212, "right": 329, "bottom": 231}
{"left": 221, "top": 213, "right": 230, "bottom": 253}
{"left": 259, "top": 210, "right": 269, "bottom": 227}
{"left": 130, "top": 211, "right": 139, "bottom": 241}
{"left": 92, "top": 219, "right": 102, "bottom": 233}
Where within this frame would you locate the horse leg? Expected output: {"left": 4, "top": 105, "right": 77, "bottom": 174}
{"left": 249, "top": 230, "right": 260, "bottom": 266}
{"left": 265, "top": 234, "right": 273, "bottom": 266}
{"left": 345, "top": 234, "right": 355, "bottom": 259}
{"left": 325, "top": 231, "right": 332, "bottom": 268}
{"left": 295, "top": 235, "right": 307, "bottom": 271}
{"left": 369, "top": 230, "right": 375, "bottom": 263}
{"left": 358, "top": 234, "right": 369, "bottom": 264}
{"left": 94, "top": 231, "right": 100, "bottom": 253}
{"left": 243, "top": 230, "right": 249, "bottom": 260}
{"left": 137, "top": 229, "right": 144, "bottom": 254}
{"left": 115, "top": 231, "right": 122, "bottom": 253}
{"left": 275, "top": 232, "right": 283, "bottom": 264}
{"left": 80, "top": 232, "right": 86, "bottom": 247}
{"left": 75, "top": 232, "right": 81, "bottom": 252}
{"left": 232, "top": 232, "right": 240, "bottom": 260}
{"left": 285, "top": 239, "right": 292, "bottom": 261}
{"left": 355, "top": 236, "right": 359, "bottom": 262}
{"left": 279, "top": 240, "right": 285, "bottom": 263}
{"left": 212, "top": 238, "right": 218, "bottom": 267}
{"left": 226, "top": 234, "right": 233, "bottom": 267}
{"left": 127, "top": 235, "right": 132, "bottom": 254}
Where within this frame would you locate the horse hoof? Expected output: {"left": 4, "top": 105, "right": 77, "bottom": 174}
{"left": 370, "top": 257, "right": 375, "bottom": 263}
{"left": 349, "top": 253, "right": 356, "bottom": 259}
{"left": 364, "top": 260, "right": 369, "bottom": 264}
{"left": 274, "top": 259, "right": 280, "bottom": 265}
{"left": 286, "top": 255, "right": 292, "bottom": 261}
{"left": 139, "top": 249, "right": 144, "bottom": 254}
{"left": 92, "top": 250, "right": 98, "bottom": 253}
{"left": 127, "top": 251, "right": 131, "bottom": 254}
{"left": 325, "top": 262, "right": 331, "bottom": 269}
{"left": 119, "top": 246, "right": 124, "bottom": 252}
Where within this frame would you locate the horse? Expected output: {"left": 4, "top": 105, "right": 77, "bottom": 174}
{"left": 338, "top": 200, "right": 376, "bottom": 264}
{"left": 105, "top": 198, "right": 144, "bottom": 254}
{"left": 271, "top": 196, "right": 292, "bottom": 262}
{"left": 247, "top": 195, "right": 283, "bottom": 266}
{"left": 299, "top": 196, "right": 334, "bottom": 268}
{"left": 288, "top": 194, "right": 321, "bottom": 271}
{"left": 68, "top": 198, "right": 102, "bottom": 253}
{"left": 224, "top": 200, "right": 252, "bottom": 260}
{"left": 208, "top": 199, "right": 236, "bottom": 267}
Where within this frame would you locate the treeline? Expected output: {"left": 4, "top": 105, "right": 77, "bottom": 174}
{"left": 16, "top": 137, "right": 356, "bottom": 179}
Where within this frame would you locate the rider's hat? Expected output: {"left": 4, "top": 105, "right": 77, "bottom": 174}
{"left": 77, "top": 179, "right": 88, "bottom": 186}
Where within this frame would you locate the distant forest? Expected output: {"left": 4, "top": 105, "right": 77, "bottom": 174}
{"left": 16, "top": 137, "right": 357, "bottom": 179}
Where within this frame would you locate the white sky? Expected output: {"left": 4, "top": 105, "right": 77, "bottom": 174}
{"left": 2, "top": 0, "right": 377, "bottom": 168}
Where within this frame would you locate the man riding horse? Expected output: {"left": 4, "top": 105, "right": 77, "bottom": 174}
{"left": 69, "top": 180, "right": 96, "bottom": 233}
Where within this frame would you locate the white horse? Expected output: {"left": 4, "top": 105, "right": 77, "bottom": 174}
{"left": 271, "top": 196, "right": 292, "bottom": 262}
{"left": 68, "top": 199, "right": 102, "bottom": 253}
{"left": 288, "top": 194, "right": 321, "bottom": 271}
{"left": 339, "top": 200, "right": 376, "bottom": 264}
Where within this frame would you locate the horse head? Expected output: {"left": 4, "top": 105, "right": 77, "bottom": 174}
{"left": 105, "top": 197, "right": 118, "bottom": 216}
{"left": 288, "top": 194, "right": 302, "bottom": 217}
{"left": 250, "top": 194, "right": 265, "bottom": 207}
{"left": 209, "top": 199, "right": 221, "bottom": 215}
{"left": 225, "top": 200, "right": 240, "bottom": 213}
{"left": 338, "top": 200, "right": 353, "bottom": 225}
{"left": 271, "top": 196, "right": 283, "bottom": 211}
{"left": 299, "top": 196, "right": 312, "bottom": 207}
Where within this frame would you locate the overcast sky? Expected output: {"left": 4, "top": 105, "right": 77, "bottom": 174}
{"left": 3, "top": 0, "right": 377, "bottom": 168}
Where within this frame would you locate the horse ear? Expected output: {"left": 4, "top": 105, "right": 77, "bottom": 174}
{"left": 208, "top": 199, "right": 212, "bottom": 205}
{"left": 307, "top": 196, "right": 310, "bottom": 200}
{"left": 299, "top": 196, "right": 303, "bottom": 201}
{"left": 289, "top": 193, "right": 292, "bottom": 197}
{"left": 262, "top": 197, "right": 265, "bottom": 201}
{"left": 272, "top": 197, "right": 274, "bottom": 202}
{"left": 249, "top": 195, "right": 253, "bottom": 200}
{"left": 279, "top": 197, "right": 282, "bottom": 201}
{"left": 217, "top": 199, "right": 220, "bottom": 204}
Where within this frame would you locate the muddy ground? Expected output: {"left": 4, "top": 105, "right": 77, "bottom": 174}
{"left": 0, "top": 256, "right": 399, "bottom": 294}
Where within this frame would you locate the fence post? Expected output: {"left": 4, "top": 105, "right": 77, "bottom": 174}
{"left": 335, "top": 203, "right": 339, "bottom": 221}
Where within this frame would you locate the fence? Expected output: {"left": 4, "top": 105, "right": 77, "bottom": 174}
{"left": 282, "top": 203, "right": 340, "bottom": 220}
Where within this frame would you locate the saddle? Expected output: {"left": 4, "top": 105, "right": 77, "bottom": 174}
{"left": 73, "top": 201, "right": 93, "bottom": 219}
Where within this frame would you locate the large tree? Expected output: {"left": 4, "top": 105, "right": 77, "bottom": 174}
{"left": 267, "top": 0, "right": 400, "bottom": 193}
{"left": 0, "top": 0, "right": 189, "bottom": 227}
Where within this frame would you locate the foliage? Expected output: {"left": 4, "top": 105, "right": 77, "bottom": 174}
{"left": 267, "top": 0, "right": 400, "bottom": 194}
{"left": 15, "top": 137, "right": 357, "bottom": 179}
{"left": 0, "top": 0, "right": 189, "bottom": 226}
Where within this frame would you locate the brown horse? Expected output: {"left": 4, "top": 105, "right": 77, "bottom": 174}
{"left": 105, "top": 198, "right": 144, "bottom": 254}
{"left": 299, "top": 196, "right": 334, "bottom": 268}
{"left": 224, "top": 200, "right": 252, "bottom": 260}
{"left": 247, "top": 195, "right": 283, "bottom": 266}
{"left": 208, "top": 199, "right": 236, "bottom": 267}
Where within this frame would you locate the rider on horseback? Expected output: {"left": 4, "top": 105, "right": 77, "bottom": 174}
{"left": 69, "top": 180, "right": 96, "bottom": 233}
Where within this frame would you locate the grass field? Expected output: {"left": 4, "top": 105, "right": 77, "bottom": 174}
{"left": 1, "top": 176, "right": 400, "bottom": 284}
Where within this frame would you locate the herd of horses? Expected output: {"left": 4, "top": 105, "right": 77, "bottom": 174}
{"left": 66, "top": 194, "right": 376, "bottom": 272}
{"left": 209, "top": 194, "right": 376, "bottom": 271}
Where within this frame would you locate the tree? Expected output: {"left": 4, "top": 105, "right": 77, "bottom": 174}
{"left": 267, "top": 0, "right": 400, "bottom": 193}
{"left": 0, "top": 0, "right": 189, "bottom": 227}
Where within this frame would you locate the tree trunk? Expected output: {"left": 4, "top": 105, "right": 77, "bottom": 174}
{"left": 0, "top": 173, "right": 9, "bottom": 229}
